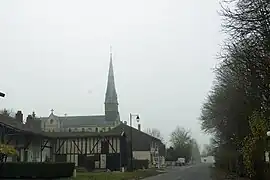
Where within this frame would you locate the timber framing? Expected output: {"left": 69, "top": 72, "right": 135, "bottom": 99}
{"left": 52, "top": 135, "right": 119, "bottom": 155}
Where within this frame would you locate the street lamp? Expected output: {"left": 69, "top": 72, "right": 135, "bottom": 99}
{"left": 129, "top": 113, "right": 140, "bottom": 171}
{"left": 0, "top": 92, "right": 5, "bottom": 98}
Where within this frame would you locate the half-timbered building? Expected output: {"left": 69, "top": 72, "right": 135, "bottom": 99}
{"left": 44, "top": 131, "right": 128, "bottom": 170}
{"left": 0, "top": 51, "right": 165, "bottom": 169}
{"left": 0, "top": 112, "right": 129, "bottom": 171}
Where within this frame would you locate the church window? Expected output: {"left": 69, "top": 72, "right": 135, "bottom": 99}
{"left": 95, "top": 127, "right": 98, "bottom": 132}
{"left": 50, "top": 119, "right": 53, "bottom": 124}
{"left": 82, "top": 128, "right": 85, "bottom": 132}
{"left": 69, "top": 128, "right": 71, "bottom": 132}
{"left": 108, "top": 127, "right": 111, "bottom": 131}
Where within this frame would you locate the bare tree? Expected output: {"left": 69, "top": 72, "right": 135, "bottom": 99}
{"left": 170, "top": 126, "right": 193, "bottom": 162}
{"left": 0, "top": 109, "right": 14, "bottom": 117}
{"left": 145, "top": 128, "right": 164, "bottom": 142}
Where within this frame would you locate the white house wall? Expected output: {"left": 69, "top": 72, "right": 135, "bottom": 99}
{"left": 133, "top": 151, "right": 151, "bottom": 161}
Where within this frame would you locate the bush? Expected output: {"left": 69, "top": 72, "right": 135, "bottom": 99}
{"left": 0, "top": 162, "right": 75, "bottom": 179}
{"left": 132, "top": 160, "right": 149, "bottom": 170}
{"left": 0, "top": 144, "right": 17, "bottom": 156}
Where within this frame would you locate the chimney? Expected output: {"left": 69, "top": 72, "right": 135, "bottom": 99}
{"left": 26, "top": 115, "right": 33, "bottom": 123}
{"left": 138, "top": 124, "right": 141, "bottom": 131}
{"left": 15, "top": 111, "right": 23, "bottom": 124}
{"left": 26, "top": 115, "right": 33, "bottom": 128}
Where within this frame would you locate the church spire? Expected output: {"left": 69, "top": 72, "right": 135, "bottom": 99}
{"left": 105, "top": 47, "right": 119, "bottom": 121}
{"left": 105, "top": 47, "right": 118, "bottom": 105}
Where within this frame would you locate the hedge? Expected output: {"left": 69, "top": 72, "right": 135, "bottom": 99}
{"left": 0, "top": 162, "right": 75, "bottom": 179}
{"left": 132, "top": 160, "right": 149, "bottom": 170}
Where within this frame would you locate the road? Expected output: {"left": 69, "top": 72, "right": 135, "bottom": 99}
{"left": 145, "top": 163, "right": 212, "bottom": 180}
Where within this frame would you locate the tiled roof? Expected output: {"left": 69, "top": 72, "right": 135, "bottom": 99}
{"left": 0, "top": 114, "right": 122, "bottom": 139}
{"left": 0, "top": 114, "right": 44, "bottom": 136}
{"left": 43, "top": 131, "right": 122, "bottom": 138}
{"left": 40, "top": 115, "right": 115, "bottom": 128}
{"left": 108, "top": 123, "right": 164, "bottom": 151}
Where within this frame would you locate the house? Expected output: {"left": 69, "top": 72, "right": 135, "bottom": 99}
{"left": 109, "top": 122, "right": 165, "bottom": 167}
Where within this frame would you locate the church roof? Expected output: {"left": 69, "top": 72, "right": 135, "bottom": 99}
{"left": 43, "top": 131, "right": 122, "bottom": 138}
{"left": 40, "top": 115, "right": 115, "bottom": 128}
{"left": 61, "top": 115, "right": 114, "bottom": 128}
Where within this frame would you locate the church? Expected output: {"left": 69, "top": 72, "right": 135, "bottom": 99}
{"left": 39, "top": 51, "right": 121, "bottom": 133}
{"left": 33, "top": 51, "right": 165, "bottom": 168}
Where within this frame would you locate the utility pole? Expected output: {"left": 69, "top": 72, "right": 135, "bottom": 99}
{"left": 129, "top": 113, "right": 140, "bottom": 171}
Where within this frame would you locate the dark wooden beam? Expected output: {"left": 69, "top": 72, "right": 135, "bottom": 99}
{"left": 41, "top": 139, "right": 49, "bottom": 151}
{"left": 55, "top": 139, "right": 65, "bottom": 154}
{"left": 105, "top": 137, "right": 117, "bottom": 153}
{"left": 90, "top": 138, "right": 100, "bottom": 154}
{"left": 23, "top": 136, "right": 32, "bottom": 150}
{"left": 72, "top": 139, "right": 82, "bottom": 154}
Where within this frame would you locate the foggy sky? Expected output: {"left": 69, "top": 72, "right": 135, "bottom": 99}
{"left": 0, "top": 0, "right": 223, "bottom": 147}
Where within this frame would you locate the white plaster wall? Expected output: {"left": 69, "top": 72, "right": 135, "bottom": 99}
{"left": 133, "top": 151, "right": 151, "bottom": 161}
{"left": 67, "top": 126, "right": 114, "bottom": 132}
{"left": 44, "top": 115, "right": 60, "bottom": 132}
{"left": 6, "top": 156, "right": 12, "bottom": 162}
{"left": 38, "top": 147, "right": 50, "bottom": 162}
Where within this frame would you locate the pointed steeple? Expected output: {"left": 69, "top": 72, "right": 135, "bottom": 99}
{"left": 104, "top": 47, "right": 119, "bottom": 121}
{"left": 105, "top": 47, "right": 118, "bottom": 104}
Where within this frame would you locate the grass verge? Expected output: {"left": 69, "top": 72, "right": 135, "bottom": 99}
{"left": 73, "top": 169, "right": 164, "bottom": 180}
{"left": 210, "top": 167, "right": 250, "bottom": 180}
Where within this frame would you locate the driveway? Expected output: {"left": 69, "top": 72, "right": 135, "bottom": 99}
{"left": 144, "top": 163, "right": 212, "bottom": 180}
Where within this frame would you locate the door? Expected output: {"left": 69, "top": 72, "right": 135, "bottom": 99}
{"left": 23, "top": 150, "right": 28, "bottom": 162}
{"left": 100, "top": 154, "right": 106, "bottom": 169}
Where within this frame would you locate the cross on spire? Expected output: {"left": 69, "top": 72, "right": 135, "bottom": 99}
{"left": 51, "top": 109, "right": 54, "bottom": 114}
{"left": 110, "top": 45, "right": 112, "bottom": 60}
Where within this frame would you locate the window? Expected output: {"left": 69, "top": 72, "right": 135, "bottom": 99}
{"left": 88, "top": 128, "right": 92, "bottom": 132}
{"left": 50, "top": 119, "right": 53, "bottom": 124}
{"left": 95, "top": 127, "right": 98, "bottom": 132}
{"left": 69, "top": 128, "right": 71, "bottom": 132}
{"left": 108, "top": 127, "right": 111, "bottom": 131}
{"left": 82, "top": 128, "right": 85, "bottom": 132}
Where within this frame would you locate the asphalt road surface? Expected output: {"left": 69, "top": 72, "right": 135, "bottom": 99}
{"left": 145, "top": 163, "right": 212, "bottom": 180}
